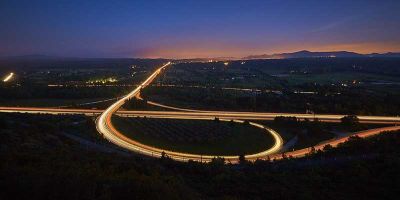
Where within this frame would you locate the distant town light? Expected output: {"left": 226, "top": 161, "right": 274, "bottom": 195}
{"left": 224, "top": 62, "right": 229, "bottom": 66}
{"left": 86, "top": 77, "right": 118, "bottom": 84}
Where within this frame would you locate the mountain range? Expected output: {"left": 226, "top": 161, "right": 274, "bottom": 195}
{"left": 243, "top": 50, "right": 400, "bottom": 59}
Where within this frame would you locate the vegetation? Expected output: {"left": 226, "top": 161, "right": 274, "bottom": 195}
{"left": 1, "top": 58, "right": 400, "bottom": 199}
{"left": 341, "top": 115, "right": 361, "bottom": 131}
{"left": 269, "top": 116, "right": 336, "bottom": 149}
{"left": 143, "top": 82, "right": 400, "bottom": 115}
{"left": 0, "top": 58, "right": 166, "bottom": 108}
{"left": 1, "top": 113, "right": 400, "bottom": 200}
{"left": 141, "top": 58, "right": 400, "bottom": 115}
{"left": 2, "top": 58, "right": 400, "bottom": 115}
{"left": 112, "top": 116, "right": 274, "bottom": 155}
{"left": 264, "top": 116, "right": 382, "bottom": 150}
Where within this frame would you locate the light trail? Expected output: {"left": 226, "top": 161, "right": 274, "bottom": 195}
{"left": 268, "top": 126, "right": 400, "bottom": 160}
{"left": 3, "top": 72, "right": 14, "bottom": 82}
{"left": 1, "top": 107, "right": 400, "bottom": 124}
{"left": 0, "top": 107, "right": 400, "bottom": 163}
{"left": 137, "top": 94, "right": 203, "bottom": 112}
{"left": 95, "top": 62, "right": 283, "bottom": 163}
{"left": 1, "top": 61, "right": 400, "bottom": 162}
{"left": 93, "top": 57, "right": 400, "bottom": 162}
{"left": 56, "top": 97, "right": 119, "bottom": 108}
{"left": 119, "top": 110, "right": 400, "bottom": 124}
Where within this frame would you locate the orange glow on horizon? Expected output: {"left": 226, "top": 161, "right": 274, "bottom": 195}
{"left": 135, "top": 41, "right": 400, "bottom": 59}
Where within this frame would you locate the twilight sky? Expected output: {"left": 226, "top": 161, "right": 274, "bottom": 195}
{"left": 1, "top": 0, "right": 400, "bottom": 58}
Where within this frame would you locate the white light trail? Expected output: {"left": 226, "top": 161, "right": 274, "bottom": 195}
{"left": 3, "top": 73, "right": 14, "bottom": 82}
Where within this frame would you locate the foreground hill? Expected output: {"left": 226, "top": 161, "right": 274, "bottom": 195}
{"left": 1, "top": 113, "right": 400, "bottom": 200}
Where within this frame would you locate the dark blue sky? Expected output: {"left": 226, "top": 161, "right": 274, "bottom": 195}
{"left": 1, "top": 0, "right": 399, "bottom": 58}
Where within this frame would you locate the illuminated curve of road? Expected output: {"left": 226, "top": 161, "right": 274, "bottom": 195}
{"left": 135, "top": 89, "right": 400, "bottom": 160}
{"left": 1, "top": 106, "right": 398, "bottom": 161}
{"left": 1, "top": 105, "right": 399, "bottom": 161}
{"left": 269, "top": 125, "right": 400, "bottom": 160}
{"left": 95, "top": 62, "right": 400, "bottom": 162}
{"left": 95, "top": 62, "right": 283, "bottom": 162}
{"left": 1, "top": 63, "right": 400, "bottom": 162}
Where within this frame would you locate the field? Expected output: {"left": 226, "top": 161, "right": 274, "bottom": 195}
{"left": 139, "top": 59, "right": 400, "bottom": 115}
{"left": 112, "top": 116, "right": 275, "bottom": 156}
{"left": 258, "top": 118, "right": 385, "bottom": 151}
{"left": 157, "top": 59, "right": 400, "bottom": 88}
{"left": 284, "top": 72, "right": 400, "bottom": 85}
{"left": 0, "top": 58, "right": 166, "bottom": 108}
{"left": 2, "top": 112, "right": 400, "bottom": 199}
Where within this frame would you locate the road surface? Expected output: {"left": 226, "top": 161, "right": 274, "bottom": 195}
{"left": 1, "top": 107, "right": 399, "bottom": 124}
{"left": 268, "top": 125, "right": 400, "bottom": 160}
{"left": 2, "top": 104, "right": 398, "bottom": 162}
{"left": 94, "top": 62, "right": 283, "bottom": 162}
{"left": 1, "top": 62, "right": 400, "bottom": 162}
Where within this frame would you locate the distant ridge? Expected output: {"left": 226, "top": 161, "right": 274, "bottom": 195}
{"left": 366, "top": 52, "right": 400, "bottom": 57}
{"left": 243, "top": 50, "right": 400, "bottom": 59}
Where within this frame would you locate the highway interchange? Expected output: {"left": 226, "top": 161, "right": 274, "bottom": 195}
{"left": 1, "top": 62, "right": 400, "bottom": 163}
{"left": 94, "top": 62, "right": 283, "bottom": 162}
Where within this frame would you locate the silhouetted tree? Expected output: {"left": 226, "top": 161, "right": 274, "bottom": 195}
{"left": 238, "top": 154, "right": 247, "bottom": 165}
{"left": 341, "top": 115, "right": 361, "bottom": 131}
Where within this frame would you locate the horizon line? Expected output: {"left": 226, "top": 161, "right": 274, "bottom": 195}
{"left": 2, "top": 49, "right": 400, "bottom": 60}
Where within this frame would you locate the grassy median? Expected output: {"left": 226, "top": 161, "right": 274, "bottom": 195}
{"left": 112, "top": 116, "right": 275, "bottom": 156}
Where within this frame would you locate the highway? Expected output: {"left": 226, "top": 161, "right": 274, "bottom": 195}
{"left": 135, "top": 95, "right": 400, "bottom": 124}
{"left": 1, "top": 107, "right": 400, "bottom": 124}
{"left": 94, "top": 62, "right": 283, "bottom": 163}
{"left": 1, "top": 106, "right": 398, "bottom": 162}
{"left": 268, "top": 125, "right": 400, "bottom": 160}
{"left": 2, "top": 105, "right": 399, "bottom": 162}
{"left": 1, "top": 62, "right": 400, "bottom": 162}
{"left": 120, "top": 110, "right": 400, "bottom": 124}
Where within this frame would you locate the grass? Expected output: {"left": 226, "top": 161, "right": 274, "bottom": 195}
{"left": 112, "top": 116, "right": 275, "bottom": 156}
